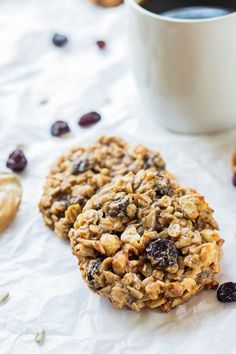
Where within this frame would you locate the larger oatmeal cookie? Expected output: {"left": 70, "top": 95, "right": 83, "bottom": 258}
{"left": 69, "top": 170, "right": 224, "bottom": 312}
{"left": 39, "top": 136, "right": 166, "bottom": 239}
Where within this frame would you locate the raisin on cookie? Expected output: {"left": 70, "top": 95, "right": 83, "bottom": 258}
{"left": 39, "top": 136, "right": 166, "bottom": 239}
{"left": 69, "top": 170, "right": 224, "bottom": 312}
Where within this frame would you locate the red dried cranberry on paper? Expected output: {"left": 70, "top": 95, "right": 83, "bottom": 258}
{"left": 96, "top": 40, "right": 106, "bottom": 49}
{"left": 6, "top": 149, "right": 27, "bottom": 173}
{"left": 78, "top": 112, "right": 101, "bottom": 128}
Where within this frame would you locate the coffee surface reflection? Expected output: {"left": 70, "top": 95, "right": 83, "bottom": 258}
{"left": 140, "top": 0, "right": 235, "bottom": 19}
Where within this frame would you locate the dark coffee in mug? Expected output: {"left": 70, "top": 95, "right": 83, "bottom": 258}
{"left": 140, "top": 0, "right": 236, "bottom": 19}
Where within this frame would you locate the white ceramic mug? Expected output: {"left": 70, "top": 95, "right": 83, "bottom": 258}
{"left": 126, "top": 0, "right": 236, "bottom": 133}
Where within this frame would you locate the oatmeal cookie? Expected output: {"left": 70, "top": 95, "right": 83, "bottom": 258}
{"left": 39, "top": 136, "right": 166, "bottom": 239}
{"left": 69, "top": 170, "right": 224, "bottom": 312}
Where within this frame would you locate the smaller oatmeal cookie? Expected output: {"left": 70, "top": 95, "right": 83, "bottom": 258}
{"left": 70, "top": 170, "right": 224, "bottom": 312}
{"left": 90, "top": 0, "right": 123, "bottom": 7}
{"left": 39, "top": 136, "right": 166, "bottom": 239}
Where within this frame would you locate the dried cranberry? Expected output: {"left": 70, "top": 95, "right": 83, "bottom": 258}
{"left": 217, "top": 282, "right": 236, "bottom": 303}
{"left": 96, "top": 40, "right": 106, "bottom": 49}
{"left": 52, "top": 33, "right": 68, "bottom": 47}
{"left": 72, "top": 157, "right": 91, "bottom": 174}
{"left": 50, "top": 120, "right": 70, "bottom": 137}
{"left": 78, "top": 112, "right": 101, "bottom": 128}
{"left": 233, "top": 173, "right": 236, "bottom": 187}
{"left": 87, "top": 259, "right": 102, "bottom": 290}
{"left": 6, "top": 149, "right": 27, "bottom": 173}
{"left": 145, "top": 238, "right": 178, "bottom": 268}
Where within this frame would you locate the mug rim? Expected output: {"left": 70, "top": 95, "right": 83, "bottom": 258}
{"left": 126, "top": 0, "right": 236, "bottom": 23}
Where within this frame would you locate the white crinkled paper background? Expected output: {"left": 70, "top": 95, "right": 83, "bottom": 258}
{"left": 1, "top": 0, "right": 236, "bottom": 353}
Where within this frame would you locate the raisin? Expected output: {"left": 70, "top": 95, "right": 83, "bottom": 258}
{"left": 72, "top": 157, "right": 91, "bottom": 174}
{"left": 6, "top": 149, "right": 27, "bottom": 173}
{"left": 196, "top": 271, "right": 211, "bottom": 284}
{"left": 52, "top": 33, "right": 68, "bottom": 47}
{"left": 96, "top": 40, "right": 106, "bottom": 49}
{"left": 143, "top": 156, "right": 155, "bottom": 169}
{"left": 107, "top": 197, "right": 129, "bottom": 217}
{"left": 87, "top": 259, "right": 102, "bottom": 289}
{"left": 156, "top": 174, "right": 171, "bottom": 196}
{"left": 64, "top": 196, "right": 85, "bottom": 209}
{"left": 145, "top": 238, "right": 178, "bottom": 268}
{"left": 136, "top": 224, "right": 144, "bottom": 236}
{"left": 217, "top": 282, "right": 236, "bottom": 303}
{"left": 50, "top": 120, "right": 70, "bottom": 137}
{"left": 143, "top": 155, "right": 165, "bottom": 170}
{"left": 78, "top": 112, "right": 101, "bottom": 128}
{"left": 233, "top": 173, "right": 236, "bottom": 187}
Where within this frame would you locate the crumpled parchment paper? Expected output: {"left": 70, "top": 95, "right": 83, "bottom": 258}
{"left": 1, "top": 0, "right": 236, "bottom": 353}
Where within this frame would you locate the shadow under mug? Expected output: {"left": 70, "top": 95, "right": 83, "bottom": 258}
{"left": 126, "top": 0, "right": 236, "bottom": 134}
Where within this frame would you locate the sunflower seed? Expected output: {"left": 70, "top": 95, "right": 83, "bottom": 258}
{"left": 0, "top": 291, "right": 9, "bottom": 304}
{"left": 35, "top": 328, "right": 45, "bottom": 345}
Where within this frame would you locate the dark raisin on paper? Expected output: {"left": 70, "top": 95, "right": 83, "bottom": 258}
{"left": 145, "top": 238, "right": 178, "bottom": 268}
{"left": 52, "top": 33, "right": 68, "bottom": 47}
{"left": 96, "top": 40, "right": 106, "bottom": 49}
{"left": 50, "top": 120, "right": 70, "bottom": 137}
{"left": 78, "top": 112, "right": 101, "bottom": 128}
{"left": 6, "top": 149, "right": 27, "bottom": 173}
{"left": 217, "top": 282, "right": 236, "bottom": 303}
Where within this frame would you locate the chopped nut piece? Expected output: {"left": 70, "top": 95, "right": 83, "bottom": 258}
{"left": 112, "top": 251, "right": 128, "bottom": 275}
{"left": 168, "top": 222, "right": 181, "bottom": 237}
{"left": 121, "top": 225, "right": 141, "bottom": 243}
{"left": 181, "top": 201, "right": 199, "bottom": 219}
{"left": 100, "top": 234, "right": 121, "bottom": 255}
